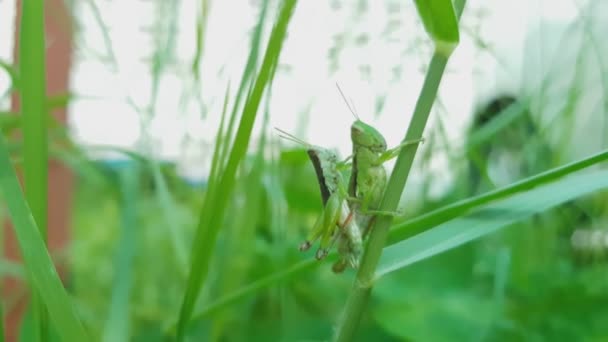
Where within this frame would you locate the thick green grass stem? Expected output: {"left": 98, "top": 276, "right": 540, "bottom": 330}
{"left": 334, "top": 1, "right": 466, "bottom": 338}
{"left": 334, "top": 54, "right": 448, "bottom": 342}
{"left": 20, "top": 0, "right": 47, "bottom": 240}
{"left": 19, "top": 0, "right": 50, "bottom": 339}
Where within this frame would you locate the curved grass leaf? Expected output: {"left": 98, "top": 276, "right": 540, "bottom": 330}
{"left": 388, "top": 149, "right": 608, "bottom": 244}
{"left": 414, "top": 0, "right": 460, "bottom": 56}
{"left": 0, "top": 135, "right": 87, "bottom": 340}
{"left": 175, "top": 1, "right": 298, "bottom": 339}
{"left": 376, "top": 169, "right": 608, "bottom": 278}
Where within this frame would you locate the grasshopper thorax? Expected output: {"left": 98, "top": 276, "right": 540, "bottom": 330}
{"left": 351, "top": 120, "right": 387, "bottom": 153}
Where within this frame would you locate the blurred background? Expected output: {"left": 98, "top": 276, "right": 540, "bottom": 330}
{"left": 1, "top": 0, "right": 607, "bottom": 341}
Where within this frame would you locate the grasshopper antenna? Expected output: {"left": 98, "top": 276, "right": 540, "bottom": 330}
{"left": 274, "top": 127, "right": 311, "bottom": 147}
{"left": 335, "top": 82, "right": 360, "bottom": 120}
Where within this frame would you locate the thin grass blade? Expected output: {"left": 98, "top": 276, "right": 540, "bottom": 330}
{"left": 377, "top": 169, "right": 608, "bottom": 278}
{"left": 175, "top": 1, "right": 298, "bottom": 339}
{"left": 388, "top": 149, "right": 608, "bottom": 244}
{"left": 0, "top": 135, "right": 87, "bottom": 341}
{"left": 102, "top": 164, "right": 139, "bottom": 342}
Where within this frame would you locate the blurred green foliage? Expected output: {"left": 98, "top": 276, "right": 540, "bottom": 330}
{"left": 1, "top": 0, "right": 608, "bottom": 341}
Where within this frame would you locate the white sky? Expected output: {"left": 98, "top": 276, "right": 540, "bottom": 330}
{"left": 0, "top": 0, "right": 601, "bottom": 195}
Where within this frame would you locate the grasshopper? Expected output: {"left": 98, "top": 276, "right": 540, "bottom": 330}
{"left": 276, "top": 128, "right": 362, "bottom": 272}
{"left": 336, "top": 84, "right": 424, "bottom": 237}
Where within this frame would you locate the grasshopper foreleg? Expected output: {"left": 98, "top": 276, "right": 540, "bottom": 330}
{"left": 378, "top": 137, "right": 425, "bottom": 163}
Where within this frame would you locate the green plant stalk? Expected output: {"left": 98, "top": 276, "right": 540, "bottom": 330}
{"left": 334, "top": 1, "right": 466, "bottom": 339}
{"left": 334, "top": 53, "right": 449, "bottom": 342}
{"left": 19, "top": 0, "right": 50, "bottom": 339}
{"left": 20, "top": 0, "right": 47, "bottom": 242}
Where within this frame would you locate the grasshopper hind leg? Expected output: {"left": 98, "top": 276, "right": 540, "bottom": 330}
{"left": 299, "top": 241, "right": 312, "bottom": 252}
{"left": 315, "top": 222, "right": 342, "bottom": 260}
{"left": 332, "top": 258, "right": 348, "bottom": 273}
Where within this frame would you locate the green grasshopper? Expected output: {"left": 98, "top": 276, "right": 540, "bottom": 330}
{"left": 276, "top": 128, "right": 362, "bottom": 272}
{"left": 336, "top": 85, "right": 424, "bottom": 237}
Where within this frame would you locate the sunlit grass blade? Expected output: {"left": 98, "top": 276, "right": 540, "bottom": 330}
{"left": 0, "top": 134, "right": 87, "bottom": 340}
{"left": 388, "top": 149, "right": 608, "bottom": 244}
{"left": 175, "top": 1, "right": 298, "bottom": 339}
{"left": 376, "top": 169, "right": 608, "bottom": 278}
{"left": 102, "top": 165, "right": 139, "bottom": 342}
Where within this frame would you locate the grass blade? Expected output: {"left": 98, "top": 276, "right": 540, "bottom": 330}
{"left": 19, "top": 0, "right": 50, "bottom": 337}
{"left": 388, "top": 149, "right": 608, "bottom": 244}
{"left": 413, "top": 0, "right": 460, "bottom": 56}
{"left": 217, "top": 0, "right": 269, "bottom": 168}
{"left": 102, "top": 165, "right": 139, "bottom": 342}
{"left": 20, "top": 0, "right": 48, "bottom": 241}
{"left": 0, "top": 135, "right": 87, "bottom": 340}
{"left": 175, "top": 1, "right": 298, "bottom": 339}
{"left": 377, "top": 169, "right": 608, "bottom": 278}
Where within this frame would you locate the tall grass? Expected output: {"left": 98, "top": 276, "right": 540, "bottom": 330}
{"left": 175, "top": 1, "right": 298, "bottom": 339}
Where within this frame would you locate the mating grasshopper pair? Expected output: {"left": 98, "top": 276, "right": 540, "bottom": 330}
{"left": 277, "top": 89, "right": 423, "bottom": 273}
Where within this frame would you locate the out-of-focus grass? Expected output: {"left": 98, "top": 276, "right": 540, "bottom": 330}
{"left": 0, "top": 132, "right": 87, "bottom": 341}
{"left": 18, "top": 0, "right": 63, "bottom": 339}
{"left": 102, "top": 164, "right": 139, "bottom": 342}
{"left": 4, "top": 0, "right": 606, "bottom": 341}
{"left": 175, "top": 1, "right": 298, "bottom": 339}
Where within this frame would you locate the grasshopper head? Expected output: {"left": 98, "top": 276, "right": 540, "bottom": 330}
{"left": 351, "top": 120, "right": 387, "bottom": 152}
